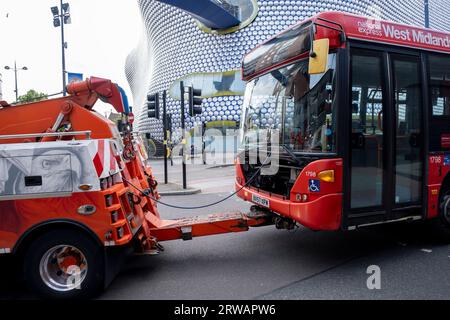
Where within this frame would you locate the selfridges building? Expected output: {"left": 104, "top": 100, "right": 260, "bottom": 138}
{"left": 126, "top": 0, "right": 450, "bottom": 144}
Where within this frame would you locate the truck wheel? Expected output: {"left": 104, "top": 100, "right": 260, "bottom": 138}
{"left": 430, "top": 187, "right": 450, "bottom": 242}
{"left": 23, "top": 229, "right": 104, "bottom": 299}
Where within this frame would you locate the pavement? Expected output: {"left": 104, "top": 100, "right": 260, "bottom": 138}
{"left": 149, "top": 155, "right": 237, "bottom": 195}
{"left": 157, "top": 182, "right": 201, "bottom": 196}
{"left": 1, "top": 159, "right": 450, "bottom": 300}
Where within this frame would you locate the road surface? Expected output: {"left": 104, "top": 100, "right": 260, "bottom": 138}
{"left": 1, "top": 160, "right": 449, "bottom": 299}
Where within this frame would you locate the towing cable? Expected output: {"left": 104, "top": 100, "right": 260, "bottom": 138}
{"left": 122, "top": 157, "right": 271, "bottom": 210}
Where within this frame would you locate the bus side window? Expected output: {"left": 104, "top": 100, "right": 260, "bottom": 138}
{"left": 428, "top": 54, "right": 450, "bottom": 151}
{"left": 429, "top": 55, "right": 450, "bottom": 117}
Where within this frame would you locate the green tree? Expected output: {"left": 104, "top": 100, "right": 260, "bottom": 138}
{"left": 17, "top": 90, "right": 48, "bottom": 103}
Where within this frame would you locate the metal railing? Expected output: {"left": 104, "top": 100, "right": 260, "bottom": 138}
{"left": 0, "top": 130, "right": 92, "bottom": 140}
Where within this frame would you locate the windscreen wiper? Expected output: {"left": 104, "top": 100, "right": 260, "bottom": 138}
{"left": 281, "top": 144, "right": 303, "bottom": 166}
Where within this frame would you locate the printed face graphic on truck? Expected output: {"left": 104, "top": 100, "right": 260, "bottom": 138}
{"left": 0, "top": 147, "right": 90, "bottom": 196}
{"left": 13, "top": 150, "right": 80, "bottom": 194}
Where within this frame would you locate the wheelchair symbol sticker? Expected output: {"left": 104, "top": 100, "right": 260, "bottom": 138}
{"left": 309, "top": 179, "right": 321, "bottom": 193}
{"left": 445, "top": 155, "right": 450, "bottom": 167}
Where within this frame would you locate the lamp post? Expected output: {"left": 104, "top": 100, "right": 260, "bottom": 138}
{"left": 51, "top": 1, "right": 71, "bottom": 96}
{"left": 4, "top": 61, "right": 28, "bottom": 101}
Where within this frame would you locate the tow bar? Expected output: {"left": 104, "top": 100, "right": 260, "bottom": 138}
{"left": 147, "top": 208, "right": 274, "bottom": 242}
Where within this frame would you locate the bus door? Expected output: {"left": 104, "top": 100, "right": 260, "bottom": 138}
{"left": 348, "top": 48, "right": 424, "bottom": 225}
{"left": 389, "top": 53, "right": 423, "bottom": 218}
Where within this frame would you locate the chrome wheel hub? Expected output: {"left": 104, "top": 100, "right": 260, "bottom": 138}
{"left": 39, "top": 245, "right": 88, "bottom": 292}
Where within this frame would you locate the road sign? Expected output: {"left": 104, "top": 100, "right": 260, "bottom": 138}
{"left": 67, "top": 72, "right": 83, "bottom": 84}
{"left": 128, "top": 112, "right": 135, "bottom": 124}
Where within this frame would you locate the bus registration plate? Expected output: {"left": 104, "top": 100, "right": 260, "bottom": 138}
{"left": 252, "top": 194, "right": 270, "bottom": 208}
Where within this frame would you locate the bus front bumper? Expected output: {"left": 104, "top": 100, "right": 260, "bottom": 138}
{"left": 236, "top": 183, "right": 342, "bottom": 231}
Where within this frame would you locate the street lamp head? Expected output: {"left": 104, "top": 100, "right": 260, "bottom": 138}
{"left": 4, "top": 66, "right": 10, "bottom": 70}
{"left": 22, "top": 67, "right": 28, "bottom": 71}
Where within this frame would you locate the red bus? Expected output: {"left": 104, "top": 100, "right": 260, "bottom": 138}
{"left": 236, "top": 12, "right": 450, "bottom": 236}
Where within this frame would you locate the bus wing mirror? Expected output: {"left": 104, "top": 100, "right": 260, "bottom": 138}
{"left": 309, "top": 39, "right": 329, "bottom": 75}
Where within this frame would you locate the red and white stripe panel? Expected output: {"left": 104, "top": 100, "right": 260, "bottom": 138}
{"left": 88, "top": 140, "right": 121, "bottom": 179}
{"left": 135, "top": 136, "right": 149, "bottom": 162}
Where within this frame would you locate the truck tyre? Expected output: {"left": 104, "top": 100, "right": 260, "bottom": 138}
{"left": 430, "top": 186, "right": 450, "bottom": 242}
{"left": 23, "top": 229, "right": 104, "bottom": 299}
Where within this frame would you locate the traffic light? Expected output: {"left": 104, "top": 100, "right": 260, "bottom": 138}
{"left": 147, "top": 93, "right": 159, "bottom": 119}
{"left": 188, "top": 87, "right": 203, "bottom": 117}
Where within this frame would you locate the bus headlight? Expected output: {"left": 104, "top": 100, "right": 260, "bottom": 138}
{"left": 318, "top": 170, "right": 335, "bottom": 183}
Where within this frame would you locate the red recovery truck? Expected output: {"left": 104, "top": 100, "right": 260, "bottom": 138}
{"left": 0, "top": 77, "right": 272, "bottom": 299}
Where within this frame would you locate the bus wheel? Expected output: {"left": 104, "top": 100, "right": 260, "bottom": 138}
{"left": 430, "top": 187, "right": 450, "bottom": 242}
{"left": 23, "top": 229, "right": 104, "bottom": 299}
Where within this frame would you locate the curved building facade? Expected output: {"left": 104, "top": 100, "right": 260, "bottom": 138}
{"left": 126, "top": 0, "right": 450, "bottom": 142}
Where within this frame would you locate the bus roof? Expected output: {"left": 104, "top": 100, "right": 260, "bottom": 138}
{"left": 243, "top": 11, "right": 450, "bottom": 81}
{"left": 321, "top": 11, "right": 450, "bottom": 53}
